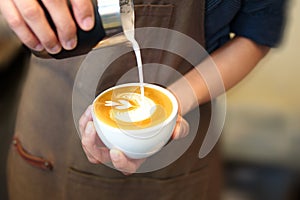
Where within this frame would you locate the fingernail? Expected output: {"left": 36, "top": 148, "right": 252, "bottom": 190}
{"left": 49, "top": 44, "right": 61, "bottom": 54}
{"left": 34, "top": 43, "right": 44, "bottom": 51}
{"left": 182, "top": 129, "right": 188, "bottom": 138}
{"left": 64, "top": 36, "right": 77, "bottom": 50}
{"left": 84, "top": 106, "right": 91, "bottom": 117}
{"left": 82, "top": 16, "right": 94, "bottom": 30}
{"left": 85, "top": 122, "right": 93, "bottom": 134}
{"left": 181, "top": 123, "right": 189, "bottom": 138}
{"left": 110, "top": 149, "right": 120, "bottom": 162}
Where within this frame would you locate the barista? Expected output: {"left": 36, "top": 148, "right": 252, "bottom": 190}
{"left": 0, "top": 0, "right": 287, "bottom": 199}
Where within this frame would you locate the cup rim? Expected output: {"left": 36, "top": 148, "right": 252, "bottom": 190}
{"left": 92, "top": 83, "right": 178, "bottom": 138}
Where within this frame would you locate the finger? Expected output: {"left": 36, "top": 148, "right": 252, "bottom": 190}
{"left": 42, "top": 0, "right": 77, "bottom": 50}
{"left": 82, "top": 145, "right": 100, "bottom": 164}
{"left": 172, "top": 116, "right": 190, "bottom": 140}
{"left": 79, "top": 105, "right": 93, "bottom": 135}
{"left": 81, "top": 121, "right": 111, "bottom": 163}
{"left": 70, "top": 0, "right": 95, "bottom": 31}
{"left": 82, "top": 137, "right": 111, "bottom": 164}
{"left": 110, "top": 149, "right": 146, "bottom": 175}
{"left": 13, "top": 0, "right": 61, "bottom": 54}
{"left": 0, "top": 0, "right": 43, "bottom": 51}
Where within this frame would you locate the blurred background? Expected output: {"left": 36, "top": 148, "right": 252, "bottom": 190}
{"left": 221, "top": 0, "right": 300, "bottom": 199}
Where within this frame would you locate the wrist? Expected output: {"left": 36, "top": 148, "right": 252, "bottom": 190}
{"left": 167, "top": 80, "right": 198, "bottom": 116}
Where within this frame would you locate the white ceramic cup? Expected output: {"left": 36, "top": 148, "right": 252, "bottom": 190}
{"left": 91, "top": 83, "right": 178, "bottom": 159}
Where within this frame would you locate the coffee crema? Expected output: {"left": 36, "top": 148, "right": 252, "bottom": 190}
{"left": 94, "top": 85, "right": 173, "bottom": 130}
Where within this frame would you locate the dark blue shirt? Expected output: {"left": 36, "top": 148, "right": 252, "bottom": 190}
{"left": 205, "top": 0, "right": 287, "bottom": 53}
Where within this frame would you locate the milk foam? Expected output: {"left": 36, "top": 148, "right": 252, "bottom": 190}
{"left": 107, "top": 93, "right": 156, "bottom": 123}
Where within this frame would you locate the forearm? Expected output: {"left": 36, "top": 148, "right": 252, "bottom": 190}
{"left": 169, "top": 36, "right": 270, "bottom": 115}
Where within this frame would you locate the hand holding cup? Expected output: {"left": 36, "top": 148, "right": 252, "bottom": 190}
{"left": 79, "top": 83, "right": 189, "bottom": 174}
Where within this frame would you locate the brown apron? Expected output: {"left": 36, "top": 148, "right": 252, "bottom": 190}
{"left": 7, "top": 1, "right": 222, "bottom": 199}
{"left": 0, "top": 46, "right": 30, "bottom": 200}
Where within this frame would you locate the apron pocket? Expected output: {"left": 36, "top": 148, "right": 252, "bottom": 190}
{"left": 134, "top": 4, "right": 174, "bottom": 28}
{"left": 95, "top": 3, "right": 175, "bottom": 92}
{"left": 65, "top": 166, "right": 209, "bottom": 200}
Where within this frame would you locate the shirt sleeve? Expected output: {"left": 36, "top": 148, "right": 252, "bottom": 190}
{"left": 230, "top": 0, "right": 288, "bottom": 47}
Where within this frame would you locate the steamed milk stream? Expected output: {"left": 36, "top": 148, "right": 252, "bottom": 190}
{"left": 120, "top": 0, "right": 144, "bottom": 97}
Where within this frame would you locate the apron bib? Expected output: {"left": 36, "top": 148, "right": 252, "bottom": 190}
{"left": 8, "top": 1, "right": 222, "bottom": 199}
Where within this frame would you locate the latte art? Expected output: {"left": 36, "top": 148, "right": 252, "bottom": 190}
{"left": 94, "top": 85, "right": 173, "bottom": 130}
{"left": 106, "top": 93, "right": 156, "bottom": 123}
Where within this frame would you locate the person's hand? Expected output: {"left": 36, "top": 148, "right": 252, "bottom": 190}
{"left": 0, "top": 0, "right": 95, "bottom": 54}
{"left": 79, "top": 105, "right": 190, "bottom": 175}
